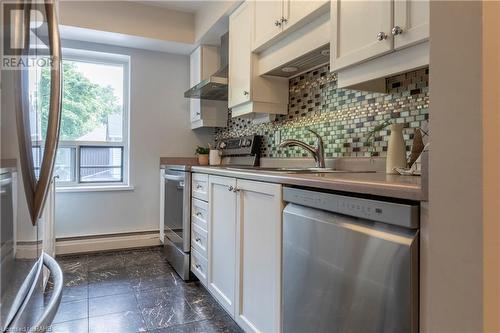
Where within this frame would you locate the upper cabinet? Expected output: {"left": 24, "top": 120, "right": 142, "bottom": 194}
{"left": 331, "top": 0, "right": 393, "bottom": 71}
{"left": 189, "top": 46, "right": 228, "bottom": 129}
{"left": 330, "top": 0, "right": 429, "bottom": 90}
{"left": 393, "top": 0, "right": 430, "bottom": 50}
{"left": 331, "top": 0, "right": 428, "bottom": 72}
{"left": 229, "top": 1, "right": 288, "bottom": 119}
{"left": 252, "top": 0, "right": 330, "bottom": 52}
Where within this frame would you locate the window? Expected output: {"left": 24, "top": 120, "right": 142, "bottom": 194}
{"left": 30, "top": 49, "right": 130, "bottom": 187}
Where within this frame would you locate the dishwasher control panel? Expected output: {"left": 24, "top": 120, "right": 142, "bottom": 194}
{"left": 283, "top": 187, "right": 419, "bottom": 229}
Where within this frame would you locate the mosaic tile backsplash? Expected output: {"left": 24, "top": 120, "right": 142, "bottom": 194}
{"left": 214, "top": 65, "right": 429, "bottom": 158}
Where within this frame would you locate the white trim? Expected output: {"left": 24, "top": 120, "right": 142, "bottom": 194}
{"left": 53, "top": 48, "right": 131, "bottom": 188}
{"left": 56, "top": 185, "right": 134, "bottom": 193}
{"left": 56, "top": 232, "right": 161, "bottom": 255}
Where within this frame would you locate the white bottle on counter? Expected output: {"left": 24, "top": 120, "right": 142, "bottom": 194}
{"left": 386, "top": 123, "right": 407, "bottom": 174}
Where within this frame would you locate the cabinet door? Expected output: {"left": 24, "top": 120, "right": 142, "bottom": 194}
{"left": 229, "top": 2, "right": 252, "bottom": 109}
{"left": 190, "top": 47, "right": 201, "bottom": 86}
{"left": 331, "top": 0, "right": 393, "bottom": 71}
{"left": 252, "top": 0, "right": 283, "bottom": 51}
{"left": 283, "top": 0, "right": 329, "bottom": 31}
{"left": 394, "top": 0, "right": 429, "bottom": 49}
{"left": 235, "top": 180, "right": 283, "bottom": 333}
{"left": 207, "top": 175, "right": 237, "bottom": 315}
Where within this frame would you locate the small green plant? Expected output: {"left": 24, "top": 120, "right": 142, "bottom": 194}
{"left": 365, "top": 120, "right": 392, "bottom": 157}
{"left": 195, "top": 146, "right": 210, "bottom": 155}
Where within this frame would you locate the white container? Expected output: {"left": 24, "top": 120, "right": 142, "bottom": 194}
{"left": 209, "top": 149, "right": 221, "bottom": 166}
{"left": 386, "top": 123, "right": 407, "bottom": 174}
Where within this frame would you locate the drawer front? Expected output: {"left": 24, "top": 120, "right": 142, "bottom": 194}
{"left": 192, "top": 198, "right": 208, "bottom": 230}
{"left": 192, "top": 173, "right": 208, "bottom": 201}
{"left": 191, "top": 224, "right": 208, "bottom": 257}
{"left": 191, "top": 248, "right": 208, "bottom": 286}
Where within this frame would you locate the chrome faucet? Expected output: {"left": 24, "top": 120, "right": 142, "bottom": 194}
{"left": 278, "top": 129, "right": 326, "bottom": 168}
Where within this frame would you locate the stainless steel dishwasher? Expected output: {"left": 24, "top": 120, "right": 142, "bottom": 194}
{"left": 282, "top": 187, "right": 419, "bottom": 333}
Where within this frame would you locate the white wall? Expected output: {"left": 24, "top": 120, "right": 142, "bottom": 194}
{"left": 55, "top": 40, "right": 213, "bottom": 238}
{"left": 59, "top": 1, "right": 195, "bottom": 44}
{"left": 421, "top": 1, "right": 483, "bottom": 331}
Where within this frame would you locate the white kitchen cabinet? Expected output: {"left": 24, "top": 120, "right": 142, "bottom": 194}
{"left": 207, "top": 175, "right": 237, "bottom": 314}
{"left": 252, "top": 0, "right": 330, "bottom": 52}
{"left": 331, "top": 0, "right": 393, "bottom": 71}
{"left": 283, "top": 0, "right": 330, "bottom": 32}
{"left": 331, "top": 0, "right": 429, "bottom": 72}
{"left": 393, "top": 0, "right": 429, "bottom": 49}
{"left": 229, "top": 1, "right": 288, "bottom": 118}
{"left": 189, "top": 46, "right": 228, "bottom": 129}
{"left": 253, "top": 0, "right": 283, "bottom": 51}
{"left": 234, "top": 180, "right": 282, "bottom": 333}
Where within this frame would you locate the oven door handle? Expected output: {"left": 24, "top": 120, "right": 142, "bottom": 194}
{"left": 164, "top": 174, "right": 185, "bottom": 182}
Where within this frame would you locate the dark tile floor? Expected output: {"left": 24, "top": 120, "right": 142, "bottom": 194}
{"left": 46, "top": 247, "right": 243, "bottom": 333}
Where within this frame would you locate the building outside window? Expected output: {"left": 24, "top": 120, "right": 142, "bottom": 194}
{"left": 30, "top": 49, "right": 130, "bottom": 188}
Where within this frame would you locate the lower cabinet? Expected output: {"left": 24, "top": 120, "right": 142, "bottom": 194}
{"left": 206, "top": 175, "right": 283, "bottom": 332}
{"left": 234, "top": 179, "right": 283, "bottom": 333}
{"left": 207, "top": 176, "right": 237, "bottom": 314}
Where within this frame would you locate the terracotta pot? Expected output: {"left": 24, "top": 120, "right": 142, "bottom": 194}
{"left": 198, "top": 154, "right": 209, "bottom": 165}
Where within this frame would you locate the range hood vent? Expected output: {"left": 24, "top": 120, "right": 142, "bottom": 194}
{"left": 184, "top": 33, "right": 228, "bottom": 101}
{"left": 264, "top": 44, "right": 330, "bottom": 78}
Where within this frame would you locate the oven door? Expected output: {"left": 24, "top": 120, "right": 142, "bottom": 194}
{"left": 163, "top": 169, "right": 190, "bottom": 253}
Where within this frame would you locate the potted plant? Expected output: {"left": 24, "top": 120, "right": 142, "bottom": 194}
{"left": 196, "top": 146, "right": 210, "bottom": 165}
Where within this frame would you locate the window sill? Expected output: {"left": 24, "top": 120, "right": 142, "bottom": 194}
{"left": 56, "top": 185, "right": 134, "bottom": 193}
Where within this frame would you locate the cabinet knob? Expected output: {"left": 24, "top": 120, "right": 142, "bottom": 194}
{"left": 196, "top": 184, "right": 203, "bottom": 189}
{"left": 280, "top": 16, "right": 288, "bottom": 24}
{"left": 195, "top": 238, "right": 201, "bottom": 242}
{"left": 243, "top": 90, "right": 249, "bottom": 96}
{"left": 228, "top": 185, "right": 234, "bottom": 192}
{"left": 196, "top": 212, "right": 202, "bottom": 217}
{"left": 195, "top": 264, "right": 201, "bottom": 269}
{"left": 391, "top": 26, "right": 403, "bottom": 36}
{"left": 233, "top": 187, "right": 240, "bottom": 193}
{"left": 376, "top": 32, "right": 388, "bottom": 41}
{"left": 274, "top": 20, "right": 281, "bottom": 27}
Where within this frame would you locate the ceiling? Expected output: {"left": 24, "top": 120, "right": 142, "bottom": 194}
{"left": 134, "top": 1, "right": 204, "bottom": 13}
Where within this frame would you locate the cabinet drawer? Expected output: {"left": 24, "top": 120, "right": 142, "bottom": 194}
{"left": 191, "top": 224, "right": 208, "bottom": 257}
{"left": 192, "top": 173, "right": 209, "bottom": 201}
{"left": 192, "top": 198, "right": 208, "bottom": 230}
{"left": 191, "top": 248, "right": 208, "bottom": 286}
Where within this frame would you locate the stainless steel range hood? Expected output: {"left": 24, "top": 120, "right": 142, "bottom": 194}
{"left": 184, "top": 33, "right": 228, "bottom": 101}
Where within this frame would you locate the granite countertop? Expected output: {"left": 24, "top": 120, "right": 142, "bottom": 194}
{"left": 190, "top": 166, "right": 425, "bottom": 202}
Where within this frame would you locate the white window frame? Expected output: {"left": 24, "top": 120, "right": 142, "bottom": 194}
{"left": 55, "top": 48, "right": 131, "bottom": 189}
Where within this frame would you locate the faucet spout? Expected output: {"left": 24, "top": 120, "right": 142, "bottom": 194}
{"left": 278, "top": 129, "right": 326, "bottom": 168}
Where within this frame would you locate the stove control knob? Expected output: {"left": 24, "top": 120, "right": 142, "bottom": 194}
{"left": 219, "top": 141, "right": 227, "bottom": 149}
{"left": 243, "top": 139, "right": 252, "bottom": 147}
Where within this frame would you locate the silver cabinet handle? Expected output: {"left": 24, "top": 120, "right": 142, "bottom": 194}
{"left": 280, "top": 16, "right": 288, "bottom": 24}
{"left": 233, "top": 187, "right": 240, "bottom": 193}
{"left": 164, "top": 174, "right": 184, "bottom": 182}
{"left": 195, "top": 264, "right": 201, "bottom": 269}
{"left": 376, "top": 32, "right": 388, "bottom": 41}
{"left": 228, "top": 185, "right": 234, "bottom": 192}
{"left": 274, "top": 20, "right": 281, "bottom": 27}
{"left": 33, "top": 253, "right": 63, "bottom": 331}
{"left": 196, "top": 212, "right": 203, "bottom": 217}
{"left": 196, "top": 184, "right": 203, "bottom": 190}
{"left": 195, "top": 238, "right": 201, "bottom": 242}
{"left": 391, "top": 26, "right": 403, "bottom": 35}
{"left": 243, "top": 91, "right": 249, "bottom": 96}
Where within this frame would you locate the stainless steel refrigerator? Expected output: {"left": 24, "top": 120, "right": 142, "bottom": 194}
{"left": 1, "top": 1, "right": 63, "bottom": 332}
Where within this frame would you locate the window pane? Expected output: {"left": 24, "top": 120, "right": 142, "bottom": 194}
{"left": 54, "top": 148, "right": 76, "bottom": 182}
{"left": 60, "top": 60, "right": 124, "bottom": 142}
{"left": 80, "top": 147, "right": 123, "bottom": 183}
{"left": 32, "top": 147, "right": 76, "bottom": 182}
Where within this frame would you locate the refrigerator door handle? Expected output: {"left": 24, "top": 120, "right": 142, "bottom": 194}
{"left": 15, "top": 0, "right": 62, "bottom": 225}
{"left": 30, "top": 253, "right": 63, "bottom": 333}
